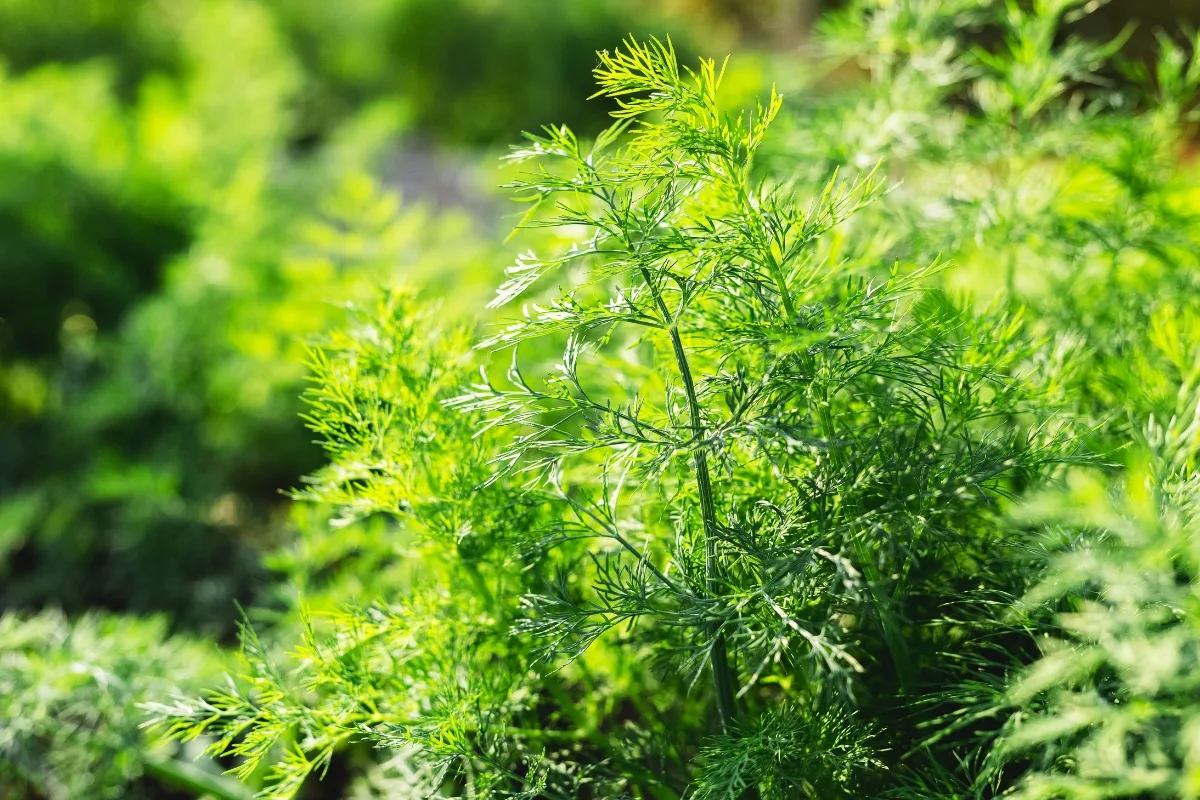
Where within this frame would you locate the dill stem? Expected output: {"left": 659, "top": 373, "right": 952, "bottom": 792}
{"left": 669, "top": 325, "right": 740, "bottom": 731}
{"left": 765, "top": 251, "right": 796, "bottom": 320}
{"left": 465, "top": 561, "right": 496, "bottom": 614}
{"left": 640, "top": 266, "right": 739, "bottom": 732}
{"left": 141, "top": 754, "right": 254, "bottom": 800}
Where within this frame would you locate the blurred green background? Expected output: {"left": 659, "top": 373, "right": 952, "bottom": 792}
{"left": 0, "top": 0, "right": 710, "bottom": 641}
{"left": 0, "top": 3, "right": 719, "bottom": 795}
{"left": 2, "top": 1, "right": 1198, "bottom": 797}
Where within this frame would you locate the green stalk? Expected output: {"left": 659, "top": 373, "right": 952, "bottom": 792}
{"left": 641, "top": 266, "right": 739, "bottom": 732}
{"left": 727, "top": 156, "right": 795, "bottom": 321}
{"left": 765, "top": 247, "right": 797, "bottom": 320}
{"left": 142, "top": 753, "right": 255, "bottom": 800}
{"left": 669, "top": 325, "right": 740, "bottom": 730}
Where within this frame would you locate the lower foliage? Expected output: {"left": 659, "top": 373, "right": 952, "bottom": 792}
{"left": 0, "top": 610, "right": 240, "bottom": 800}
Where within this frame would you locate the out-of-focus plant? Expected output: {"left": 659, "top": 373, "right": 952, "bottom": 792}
{"left": 0, "top": 0, "right": 699, "bottom": 635}
{"left": 0, "top": 0, "right": 703, "bottom": 148}
{"left": 787, "top": 0, "right": 1200, "bottom": 439}
{"left": 0, "top": 162, "right": 492, "bottom": 633}
{"left": 0, "top": 0, "right": 300, "bottom": 359}
{"left": 984, "top": 362, "right": 1200, "bottom": 799}
{"left": 0, "top": 20, "right": 494, "bottom": 785}
{"left": 268, "top": 0, "right": 704, "bottom": 145}
{"left": 0, "top": 609, "right": 247, "bottom": 800}
{"left": 775, "top": 2, "right": 1200, "bottom": 796}
{"left": 0, "top": 0, "right": 305, "bottom": 632}
{"left": 810, "top": 0, "right": 1200, "bottom": 477}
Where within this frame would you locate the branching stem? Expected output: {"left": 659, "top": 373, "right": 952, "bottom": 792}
{"left": 767, "top": 254, "right": 797, "bottom": 320}
{"left": 142, "top": 754, "right": 254, "bottom": 800}
{"left": 640, "top": 266, "right": 740, "bottom": 732}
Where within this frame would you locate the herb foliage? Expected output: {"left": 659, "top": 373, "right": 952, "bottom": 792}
{"left": 149, "top": 25, "right": 1116, "bottom": 798}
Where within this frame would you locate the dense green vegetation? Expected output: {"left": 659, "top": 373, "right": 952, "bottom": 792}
{"left": 3, "top": 0, "right": 1200, "bottom": 798}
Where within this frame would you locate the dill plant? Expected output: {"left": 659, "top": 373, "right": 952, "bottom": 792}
{"left": 996, "top": 440, "right": 1200, "bottom": 798}
{"left": 785, "top": 2, "right": 1200, "bottom": 796}
{"left": 791, "top": 0, "right": 1200, "bottom": 443}
{"left": 149, "top": 36, "right": 1071, "bottom": 799}
{"left": 942, "top": 348, "right": 1200, "bottom": 800}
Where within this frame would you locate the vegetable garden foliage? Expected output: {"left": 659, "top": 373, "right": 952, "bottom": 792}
{"left": 0, "top": 0, "right": 694, "bottom": 642}
{"left": 0, "top": 46, "right": 492, "bottom": 639}
{"left": 5, "top": 0, "right": 1194, "bottom": 798}
{"left": 768, "top": 1, "right": 1200, "bottom": 797}
{"left": 0, "top": 2, "right": 692, "bottom": 796}
{"left": 0, "top": 168, "right": 491, "bottom": 797}
{"left": 0, "top": 609, "right": 244, "bottom": 800}
{"left": 151, "top": 31, "right": 1099, "bottom": 798}
{"left": 0, "top": 0, "right": 326, "bottom": 634}
{"left": 787, "top": 0, "right": 1200, "bottom": 444}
